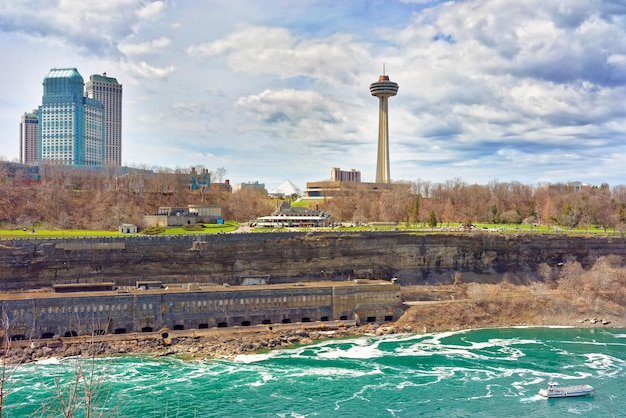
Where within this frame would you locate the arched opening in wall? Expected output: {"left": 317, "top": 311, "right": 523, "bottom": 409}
{"left": 63, "top": 330, "right": 78, "bottom": 337}
{"left": 217, "top": 322, "right": 228, "bottom": 328}
{"left": 142, "top": 327, "right": 153, "bottom": 333}
{"left": 41, "top": 332, "right": 55, "bottom": 339}
{"left": 261, "top": 319, "right": 271, "bottom": 325}
{"left": 161, "top": 332, "right": 169, "bottom": 339}
{"left": 173, "top": 324, "right": 184, "bottom": 330}
{"left": 281, "top": 318, "right": 292, "bottom": 324}
{"left": 366, "top": 316, "right": 376, "bottom": 323}
{"left": 114, "top": 328, "right": 127, "bottom": 334}
{"left": 10, "top": 335, "right": 25, "bottom": 341}
{"left": 320, "top": 316, "right": 329, "bottom": 322}
{"left": 301, "top": 317, "right": 311, "bottom": 323}
{"left": 241, "top": 320, "right": 251, "bottom": 326}
{"left": 187, "top": 220, "right": 191, "bottom": 224}
{"left": 339, "top": 315, "right": 348, "bottom": 321}
{"left": 198, "top": 323, "right": 209, "bottom": 329}
{"left": 93, "top": 329, "right": 106, "bottom": 336}
{"left": 384, "top": 315, "right": 394, "bottom": 322}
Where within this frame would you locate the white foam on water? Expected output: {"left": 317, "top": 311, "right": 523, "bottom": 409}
{"left": 315, "top": 342, "right": 384, "bottom": 360}
{"left": 468, "top": 337, "right": 539, "bottom": 351}
{"left": 35, "top": 357, "right": 61, "bottom": 365}
{"left": 510, "top": 375, "right": 547, "bottom": 397}
{"left": 520, "top": 394, "right": 545, "bottom": 403}
{"left": 234, "top": 352, "right": 275, "bottom": 363}
{"left": 583, "top": 353, "right": 625, "bottom": 377}
{"left": 393, "top": 334, "right": 543, "bottom": 363}
{"left": 286, "top": 365, "right": 384, "bottom": 380}
{"left": 566, "top": 403, "right": 595, "bottom": 415}
{"left": 467, "top": 388, "right": 493, "bottom": 400}
{"left": 248, "top": 370, "right": 273, "bottom": 387}
{"left": 395, "top": 342, "right": 496, "bottom": 361}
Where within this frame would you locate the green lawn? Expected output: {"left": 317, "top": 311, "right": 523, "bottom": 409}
{"left": 0, "top": 221, "right": 241, "bottom": 239}
{"left": 0, "top": 229, "right": 126, "bottom": 239}
{"left": 160, "top": 222, "right": 239, "bottom": 234}
{"left": 0, "top": 220, "right": 616, "bottom": 239}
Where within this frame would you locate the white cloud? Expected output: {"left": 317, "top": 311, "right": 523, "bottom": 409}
{"left": 136, "top": 1, "right": 165, "bottom": 20}
{"left": 187, "top": 26, "right": 371, "bottom": 86}
{"left": 0, "top": 0, "right": 166, "bottom": 56}
{"left": 2, "top": 0, "right": 626, "bottom": 188}
{"left": 121, "top": 60, "right": 175, "bottom": 79}
{"left": 234, "top": 89, "right": 353, "bottom": 150}
{"left": 119, "top": 37, "right": 171, "bottom": 55}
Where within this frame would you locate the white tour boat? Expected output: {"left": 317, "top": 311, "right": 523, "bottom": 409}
{"left": 538, "top": 379, "right": 595, "bottom": 398}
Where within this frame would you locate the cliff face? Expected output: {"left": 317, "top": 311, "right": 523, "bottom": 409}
{"left": 1, "top": 232, "right": 624, "bottom": 291}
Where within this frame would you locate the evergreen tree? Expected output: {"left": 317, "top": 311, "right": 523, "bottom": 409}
{"left": 428, "top": 210, "right": 437, "bottom": 228}
{"left": 410, "top": 195, "right": 420, "bottom": 226}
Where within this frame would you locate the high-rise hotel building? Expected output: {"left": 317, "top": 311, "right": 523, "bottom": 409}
{"left": 20, "top": 110, "right": 39, "bottom": 165}
{"left": 38, "top": 68, "right": 104, "bottom": 165}
{"left": 86, "top": 73, "right": 123, "bottom": 166}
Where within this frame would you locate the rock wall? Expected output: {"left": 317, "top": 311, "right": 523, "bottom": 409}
{"left": 1, "top": 232, "right": 625, "bottom": 291}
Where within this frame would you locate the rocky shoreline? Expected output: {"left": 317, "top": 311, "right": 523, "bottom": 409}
{"left": 3, "top": 323, "right": 396, "bottom": 365}
{"left": 5, "top": 318, "right": 624, "bottom": 366}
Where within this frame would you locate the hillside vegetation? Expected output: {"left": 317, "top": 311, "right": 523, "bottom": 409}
{"left": 2, "top": 163, "right": 626, "bottom": 233}
{"left": 398, "top": 255, "right": 626, "bottom": 332}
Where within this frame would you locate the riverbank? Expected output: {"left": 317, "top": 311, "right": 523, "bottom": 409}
{"left": 3, "top": 284, "right": 625, "bottom": 365}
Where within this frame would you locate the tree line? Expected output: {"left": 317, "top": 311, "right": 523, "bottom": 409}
{"left": 0, "top": 163, "right": 273, "bottom": 230}
{"left": 320, "top": 178, "right": 626, "bottom": 232}
{"left": 1, "top": 162, "right": 625, "bottom": 232}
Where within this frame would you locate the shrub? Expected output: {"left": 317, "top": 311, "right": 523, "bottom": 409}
{"left": 183, "top": 224, "right": 206, "bottom": 231}
{"left": 141, "top": 226, "right": 166, "bottom": 235}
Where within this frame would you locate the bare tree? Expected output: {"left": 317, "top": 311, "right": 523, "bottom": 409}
{"left": 0, "top": 306, "right": 32, "bottom": 418}
{"left": 442, "top": 198, "right": 455, "bottom": 227}
{"left": 212, "top": 167, "right": 228, "bottom": 183}
{"left": 31, "top": 334, "right": 118, "bottom": 418}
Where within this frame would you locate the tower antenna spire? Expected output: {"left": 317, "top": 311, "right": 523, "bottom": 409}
{"left": 383, "top": 62, "right": 386, "bottom": 75}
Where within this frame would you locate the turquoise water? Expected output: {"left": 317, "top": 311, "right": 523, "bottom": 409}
{"left": 3, "top": 327, "right": 625, "bottom": 417}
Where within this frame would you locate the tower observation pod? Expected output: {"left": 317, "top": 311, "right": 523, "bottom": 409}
{"left": 370, "top": 73, "right": 398, "bottom": 184}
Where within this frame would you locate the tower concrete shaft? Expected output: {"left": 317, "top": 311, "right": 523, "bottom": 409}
{"left": 370, "top": 74, "right": 398, "bottom": 184}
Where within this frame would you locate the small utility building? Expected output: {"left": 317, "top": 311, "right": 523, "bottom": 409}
{"left": 142, "top": 205, "right": 222, "bottom": 227}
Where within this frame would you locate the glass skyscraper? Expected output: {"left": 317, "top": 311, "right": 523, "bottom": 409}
{"left": 38, "top": 68, "right": 104, "bottom": 165}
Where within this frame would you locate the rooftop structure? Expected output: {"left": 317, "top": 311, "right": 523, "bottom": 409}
{"left": 269, "top": 180, "right": 302, "bottom": 198}
{"left": 370, "top": 71, "right": 398, "bottom": 184}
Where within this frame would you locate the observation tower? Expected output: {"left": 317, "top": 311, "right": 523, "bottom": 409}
{"left": 370, "top": 70, "right": 398, "bottom": 184}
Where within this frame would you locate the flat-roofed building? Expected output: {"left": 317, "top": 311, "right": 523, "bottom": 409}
{"left": 235, "top": 181, "right": 266, "bottom": 193}
{"left": 142, "top": 205, "right": 222, "bottom": 227}
{"left": 86, "top": 72, "right": 123, "bottom": 166}
{"left": 38, "top": 68, "right": 104, "bottom": 165}
{"left": 331, "top": 167, "right": 361, "bottom": 182}
{"left": 20, "top": 110, "right": 38, "bottom": 165}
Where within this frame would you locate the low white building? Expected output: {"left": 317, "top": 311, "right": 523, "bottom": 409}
{"left": 118, "top": 224, "right": 138, "bottom": 234}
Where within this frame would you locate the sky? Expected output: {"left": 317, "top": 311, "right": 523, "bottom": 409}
{"left": 1, "top": 0, "right": 626, "bottom": 192}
